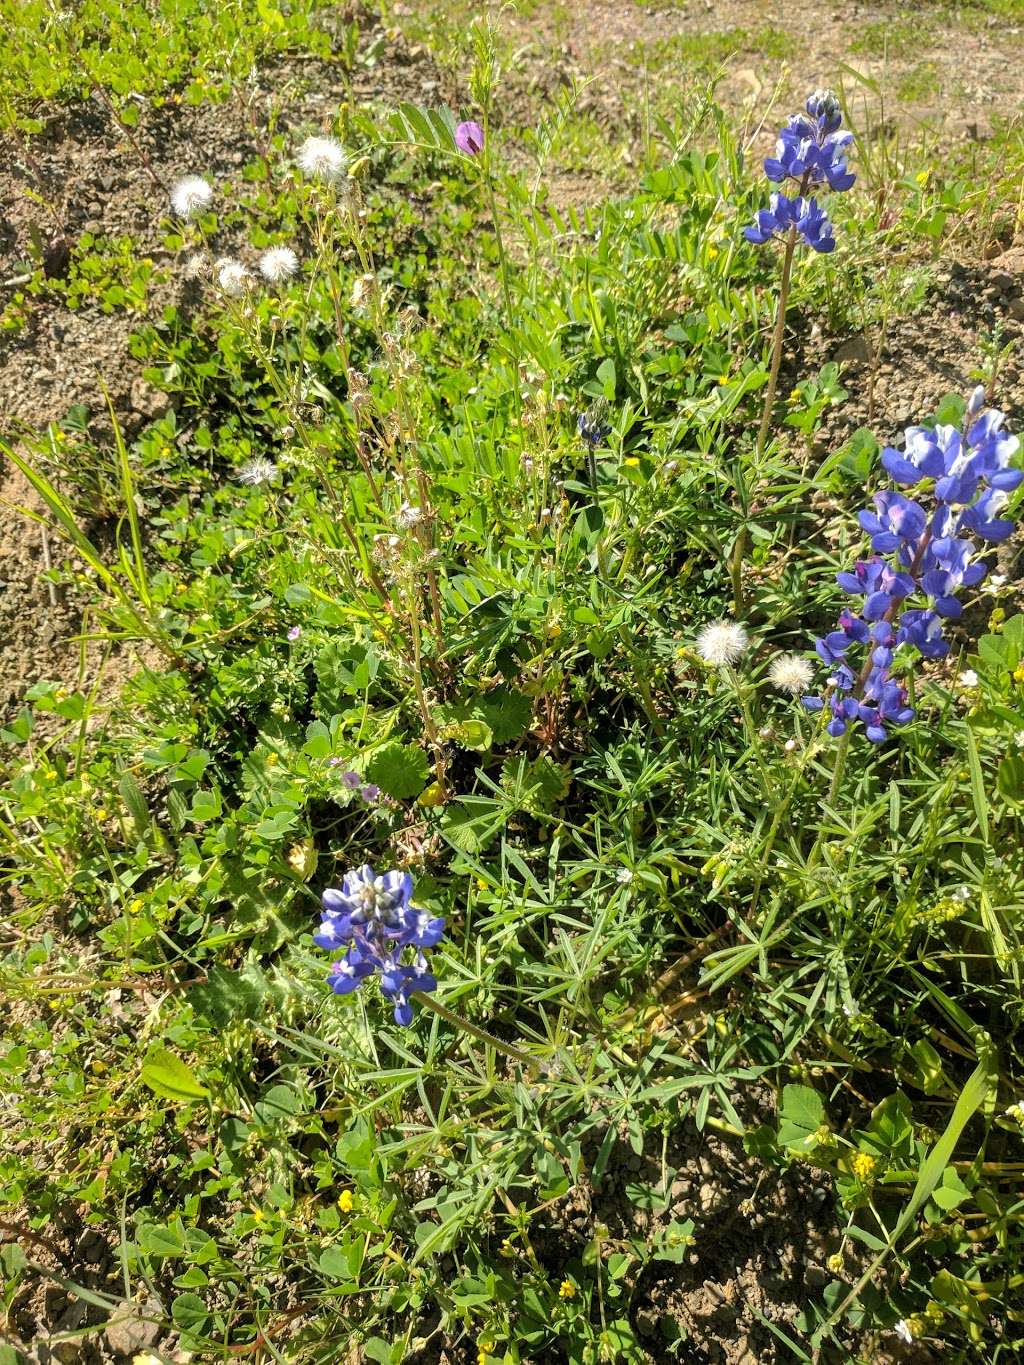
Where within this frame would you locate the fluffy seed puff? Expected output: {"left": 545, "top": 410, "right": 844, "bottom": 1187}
{"left": 768, "top": 652, "right": 814, "bottom": 695}
{"left": 697, "top": 620, "right": 749, "bottom": 667}
{"left": 215, "top": 257, "right": 252, "bottom": 297}
{"left": 259, "top": 246, "right": 299, "bottom": 284}
{"left": 170, "top": 175, "right": 213, "bottom": 220}
{"left": 297, "top": 135, "right": 347, "bottom": 183}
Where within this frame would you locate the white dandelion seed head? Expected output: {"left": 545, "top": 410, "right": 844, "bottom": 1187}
{"left": 696, "top": 620, "right": 749, "bottom": 667}
{"left": 350, "top": 273, "right": 376, "bottom": 309}
{"left": 215, "top": 257, "right": 252, "bottom": 297}
{"left": 396, "top": 502, "right": 423, "bottom": 530}
{"left": 259, "top": 246, "right": 298, "bottom": 284}
{"left": 237, "top": 458, "right": 277, "bottom": 486}
{"left": 768, "top": 652, "right": 814, "bottom": 696}
{"left": 170, "top": 175, "right": 213, "bottom": 220}
{"left": 182, "top": 252, "right": 209, "bottom": 282}
{"left": 298, "top": 135, "right": 347, "bottom": 183}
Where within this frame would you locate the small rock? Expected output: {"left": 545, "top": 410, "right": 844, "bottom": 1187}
{"left": 130, "top": 376, "right": 171, "bottom": 421}
{"left": 104, "top": 1298, "right": 160, "bottom": 1356}
{"left": 990, "top": 271, "right": 1015, "bottom": 291}
{"left": 42, "top": 236, "right": 71, "bottom": 280}
{"left": 1007, "top": 297, "right": 1024, "bottom": 322}
{"left": 833, "top": 332, "right": 871, "bottom": 364}
{"left": 805, "top": 1264, "right": 830, "bottom": 1288}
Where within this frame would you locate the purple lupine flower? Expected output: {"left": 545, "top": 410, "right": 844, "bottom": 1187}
{"left": 763, "top": 90, "right": 855, "bottom": 194}
{"left": 746, "top": 90, "right": 852, "bottom": 258}
{"left": 455, "top": 120, "right": 485, "bottom": 156}
{"left": 578, "top": 398, "right": 611, "bottom": 447}
{"left": 803, "top": 388, "right": 1021, "bottom": 741}
{"left": 317, "top": 865, "right": 443, "bottom": 1025}
{"left": 858, "top": 491, "right": 927, "bottom": 553}
{"left": 743, "top": 193, "right": 835, "bottom": 254}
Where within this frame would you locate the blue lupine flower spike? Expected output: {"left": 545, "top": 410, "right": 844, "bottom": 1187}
{"left": 316, "top": 865, "right": 444, "bottom": 1025}
{"left": 745, "top": 88, "right": 852, "bottom": 253}
{"left": 803, "top": 389, "right": 1021, "bottom": 742}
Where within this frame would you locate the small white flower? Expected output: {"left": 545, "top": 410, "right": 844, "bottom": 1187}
{"left": 298, "top": 135, "right": 347, "bottom": 183}
{"left": 952, "top": 885, "right": 971, "bottom": 902}
{"left": 696, "top": 620, "right": 749, "bottom": 667}
{"left": 783, "top": 737, "right": 798, "bottom": 753}
{"left": 1015, "top": 730, "right": 1024, "bottom": 749}
{"left": 237, "top": 458, "right": 277, "bottom": 486}
{"left": 615, "top": 867, "right": 633, "bottom": 884}
{"left": 396, "top": 502, "right": 423, "bottom": 529}
{"left": 216, "top": 257, "right": 251, "bottom": 297}
{"left": 259, "top": 246, "right": 298, "bottom": 284}
{"left": 768, "top": 652, "right": 814, "bottom": 696}
{"left": 894, "top": 1320, "right": 913, "bottom": 1345}
{"left": 982, "top": 573, "right": 1007, "bottom": 595}
{"left": 170, "top": 174, "right": 213, "bottom": 220}
{"left": 958, "top": 669, "right": 979, "bottom": 689}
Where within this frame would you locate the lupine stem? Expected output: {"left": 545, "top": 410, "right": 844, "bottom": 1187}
{"left": 755, "top": 221, "right": 800, "bottom": 460}
{"left": 412, "top": 992, "right": 538, "bottom": 1072}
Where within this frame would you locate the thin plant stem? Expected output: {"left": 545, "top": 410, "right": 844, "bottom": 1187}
{"left": 412, "top": 991, "right": 538, "bottom": 1072}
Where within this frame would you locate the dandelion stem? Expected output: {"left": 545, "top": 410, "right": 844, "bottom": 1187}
{"left": 412, "top": 992, "right": 539, "bottom": 1072}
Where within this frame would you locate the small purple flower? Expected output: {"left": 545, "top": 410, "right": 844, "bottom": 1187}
{"left": 578, "top": 398, "right": 611, "bottom": 447}
{"left": 744, "top": 192, "right": 834, "bottom": 254}
{"left": 360, "top": 784, "right": 380, "bottom": 803}
{"left": 340, "top": 770, "right": 361, "bottom": 790}
{"left": 858, "top": 491, "right": 927, "bottom": 553}
{"left": 287, "top": 625, "right": 302, "bottom": 641}
{"left": 455, "top": 120, "right": 485, "bottom": 156}
{"left": 315, "top": 865, "right": 444, "bottom": 1026}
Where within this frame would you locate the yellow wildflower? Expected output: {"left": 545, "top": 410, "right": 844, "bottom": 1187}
{"left": 558, "top": 1279, "right": 575, "bottom": 1299}
{"left": 851, "top": 1151, "right": 876, "bottom": 1180}
{"left": 286, "top": 837, "right": 318, "bottom": 881}
{"left": 623, "top": 456, "right": 640, "bottom": 467}
{"left": 337, "top": 1189, "right": 354, "bottom": 1213}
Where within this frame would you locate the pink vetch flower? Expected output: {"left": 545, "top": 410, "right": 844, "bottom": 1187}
{"left": 455, "top": 120, "right": 485, "bottom": 156}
